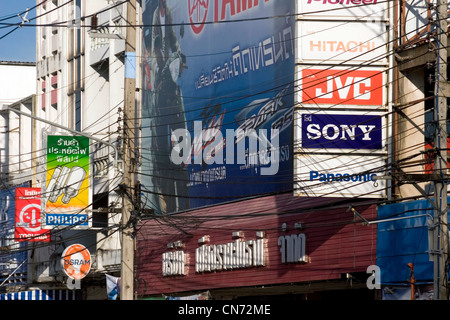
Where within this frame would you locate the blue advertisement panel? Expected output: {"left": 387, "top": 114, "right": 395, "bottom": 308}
{"left": 301, "top": 113, "right": 382, "bottom": 150}
{"left": 0, "top": 185, "right": 28, "bottom": 284}
{"left": 377, "top": 199, "right": 439, "bottom": 285}
{"left": 141, "top": 0, "right": 295, "bottom": 213}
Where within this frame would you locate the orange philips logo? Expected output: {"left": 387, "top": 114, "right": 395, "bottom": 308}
{"left": 61, "top": 244, "right": 91, "bottom": 280}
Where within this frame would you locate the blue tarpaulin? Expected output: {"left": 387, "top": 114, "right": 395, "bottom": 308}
{"left": 376, "top": 197, "right": 448, "bottom": 284}
{"left": 0, "top": 289, "right": 79, "bottom": 300}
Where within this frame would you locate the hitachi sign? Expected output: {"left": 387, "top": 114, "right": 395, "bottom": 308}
{"left": 301, "top": 114, "right": 382, "bottom": 150}
{"left": 307, "top": 0, "right": 377, "bottom": 4}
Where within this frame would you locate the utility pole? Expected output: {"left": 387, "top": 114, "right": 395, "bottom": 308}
{"left": 433, "top": 0, "right": 449, "bottom": 300}
{"left": 120, "top": 0, "right": 137, "bottom": 300}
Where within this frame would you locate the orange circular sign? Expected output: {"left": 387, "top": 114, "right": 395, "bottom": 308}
{"left": 61, "top": 244, "right": 91, "bottom": 280}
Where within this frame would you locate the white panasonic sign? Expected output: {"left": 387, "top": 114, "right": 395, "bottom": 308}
{"left": 294, "top": 154, "right": 385, "bottom": 198}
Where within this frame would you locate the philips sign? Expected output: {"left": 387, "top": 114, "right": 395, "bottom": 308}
{"left": 301, "top": 114, "right": 382, "bottom": 150}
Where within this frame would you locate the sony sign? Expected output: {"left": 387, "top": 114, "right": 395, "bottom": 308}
{"left": 301, "top": 113, "right": 382, "bottom": 150}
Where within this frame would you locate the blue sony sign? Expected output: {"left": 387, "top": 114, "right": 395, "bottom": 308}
{"left": 301, "top": 114, "right": 382, "bottom": 150}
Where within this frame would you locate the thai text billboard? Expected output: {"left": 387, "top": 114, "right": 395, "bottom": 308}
{"left": 42, "top": 135, "right": 91, "bottom": 229}
{"left": 141, "top": 0, "right": 295, "bottom": 213}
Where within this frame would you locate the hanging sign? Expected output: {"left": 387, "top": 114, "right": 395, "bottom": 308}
{"left": 42, "top": 135, "right": 91, "bottom": 229}
{"left": 15, "top": 187, "right": 50, "bottom": 242}
{"left": 61, "top": 244, "right": 91, "bottom": 280}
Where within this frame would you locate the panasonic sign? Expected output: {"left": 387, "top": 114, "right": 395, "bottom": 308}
{"left": 301, "top": 113, "right": 382, "bottom": 150}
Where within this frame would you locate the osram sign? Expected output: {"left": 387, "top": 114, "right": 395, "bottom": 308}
{"left": 61, "top": 244, "right": 91, "bottom": 280}
{"left": 301, "top": 69, "right": 384, "bottom": 107}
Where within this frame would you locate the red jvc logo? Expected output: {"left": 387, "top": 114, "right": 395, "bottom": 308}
{"left": 301, "top": 69, "right": 384, "bottom": 106}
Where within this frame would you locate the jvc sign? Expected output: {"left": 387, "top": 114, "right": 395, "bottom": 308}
{"left": 301, "top": 69, "right": 384, "bottom": 106}
{"left": 301, "top": 113, "right": 382, "bottom": 150}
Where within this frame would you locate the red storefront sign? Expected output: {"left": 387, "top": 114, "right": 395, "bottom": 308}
{"left": 136, "top": 193, "right": 377, "bottom": 296}
{"left": 301, "top": 69, "right": 384, "bottom": 106}
{"left": 15, "top": 187, "right": 50, "bottom": 242}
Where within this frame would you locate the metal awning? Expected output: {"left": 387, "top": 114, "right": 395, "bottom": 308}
{"left": 0, "top": 289, "right": 79, "bottom": 300}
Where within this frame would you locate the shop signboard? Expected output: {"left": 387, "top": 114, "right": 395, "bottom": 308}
{"left": 299, "top": 0, "right": 387, "bottom": 20}
{"left": 294, "top": 154, "right": 385, "bottom": 197}
{"left": 42, "top": 135, "right": 91, "bottom": 229}
{"left": 299, "top": 68, "right": 385, "bottom": 108}
{"left": 296, "top": 20, "right": 387, "bottom": 65}
{"left": 141, "top": 0, "right": 295, "bottom": 213}
{"left": 61, "top": 244, "right": 91, "bottom": 280}
{"left": 297, "top": 112, "right": 385, "bottom": 151}
{"left": 0, "top": 186, "right": 27, "bottom": 276}
{"left": 14, "top": 187, "right": 50, "bottom": 242}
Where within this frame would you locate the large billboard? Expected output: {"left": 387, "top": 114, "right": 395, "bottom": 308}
{"left": 42, "top": 135, "right": 91, "bottom": 229}
{"left": 293, "top": 0, "right": 389, "bottom": 199}
{"left": 141, "top": 0, "right": 295, "bottom": 213}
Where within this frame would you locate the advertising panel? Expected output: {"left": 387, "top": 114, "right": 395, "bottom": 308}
{"left": 299, "top": 68, "right": 385, "bottom": 108}
{"left": 141, "top": 0, "right": 295, "bottom": 213}
{"left": 297, "top": 21, "right": 387, "bottom": 65}
{"left": 0, "top": 186, "right": 28, "bottom": 277}
{"left": 299, "top": 0, "right": 386, "bottom": 20}
{"left": 15, "top": 187, "right": 50, "bottom": 242}
{"left": 298, "top": 112, "right": 385, "bottom": 151}
{"left": 61, "top": 244, "right": 92, "bottom": 280}
{"left": 42, "top": 135, "right": 91, "bottom": 229}
{"left": 294, "top": 154, "right": 386, "bottom": 197}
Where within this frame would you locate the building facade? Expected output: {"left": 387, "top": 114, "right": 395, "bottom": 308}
{"left": 0, "top": 0, "right": 142, "bottom": 300}
{"left": 0, "top": 61, "right": 37, "bottom": 295}
{"left": 3, "top": 0, "right": 448, "bottom": 301}
{"left": 135, "top": 0, "right": 390, "bottom": 300}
